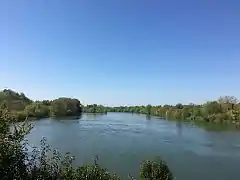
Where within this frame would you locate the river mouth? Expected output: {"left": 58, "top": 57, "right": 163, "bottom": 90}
{"left": 25, "top": 113, "right": 240, "bottom": 180}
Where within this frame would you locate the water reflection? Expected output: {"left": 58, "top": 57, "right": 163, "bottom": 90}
{"left": 146, "top": 115, "right": 151, "bottom": 120}
{"left": 52, "top": 114, "right": 83, "bottom": 120}
{"left": 193, "top": 120, "right": 240, "bottom": 132}
{"left": 176, "top": 121, "right": 183, "bottom": 137}
{"left": 84, "top": 113, "right": 107, "bottom": 120}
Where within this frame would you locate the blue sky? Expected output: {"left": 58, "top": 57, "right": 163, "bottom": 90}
{"left": 1, "top": 0, "right": 240, "bottom": 106}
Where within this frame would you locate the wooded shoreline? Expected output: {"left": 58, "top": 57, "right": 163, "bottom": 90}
{"left": 1, "top": 89, "right": 240, "bottom": 127}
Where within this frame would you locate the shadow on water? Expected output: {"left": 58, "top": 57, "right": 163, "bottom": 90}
{"left": 176, "top": 121, "right": 183, "bottom": 137}
{"left": 146, "top": 115, "right": 151, "bottom": 120}
{"left": 84, "top": 113, "right": 107, "bottom": 120}
{"left": 149, "top": 115, "right": 240, "bottom": 132}
{"left": 193, "top": 121, "right": 240, "bottom": 132}
{"left": 51, "top": 114, "right": 83, "bottom": 121}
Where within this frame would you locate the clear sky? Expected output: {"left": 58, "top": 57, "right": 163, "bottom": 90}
{"left": 1, "top": 0, "right": 240, "bottom": 106}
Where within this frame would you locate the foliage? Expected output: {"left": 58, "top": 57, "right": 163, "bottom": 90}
{"left": 0, "top": 89, "right": 32, "bottom": 112}
{"left": 83, "top": 104, "right": 107, "bottom": 114}
{"left": 50, "top": 98, "right": 82, "bottom": 117}
{"left": 146, "top": 105, "right": 152, "bottom": 116}
{"left": 13, "top": 110, "right": 28, "bottom": 121}
{"left": 25, "top": 102, "right": 50, "bottom": 119}
{"left": 140, "top": 159, "right": 173, "bottom": 180}
{"left": 107, "top": 96, "right": 240, "bottom": 126}
{"left": 0, "top": 106, "right": 32, "bottom": 179}
{"left": 1, "top": 89, "right": 240, "bottom": 127}
{"left": 0, "top": 89, "right": 83, "bottom": 121}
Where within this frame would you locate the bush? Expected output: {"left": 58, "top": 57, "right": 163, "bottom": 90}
{"left": 14, "top": 110, "right": 28, "bottom": 121}
{"left": 140, "top": 159, "right": 173, "bottom": 180}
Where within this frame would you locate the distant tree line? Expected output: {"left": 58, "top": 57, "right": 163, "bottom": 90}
{"left": 0, "top": 89, "right": 82, "bottom": 121}
{"left": 106, "top": 96, "right": 240, "bottom": 126}
{"left": 1, "top": 89, "right": 240, "bottom": 126}
{"left": 83, "top": 104, "right": 107, "bottom": 114}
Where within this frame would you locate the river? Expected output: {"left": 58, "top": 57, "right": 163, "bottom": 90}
{"left": 26, "top": 113, "right": 240, "bottom": 180}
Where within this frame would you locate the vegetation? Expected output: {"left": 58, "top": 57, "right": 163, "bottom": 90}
{"left": 83, "top": 104, "right": 107, "bottom": 114}
{"left": 0, "top": 89, "right": 32, "bottom": 112}
{"left": 1, "top": 89, "right": 240, "bottom": 127}
{"left": 0, "top": 105, "right": 173, "bottom": 180}
{"left": 140, "top": 159, "right": 173, "bottom": 180}
{"left": 50, "top": 98, "right": 82, "bottom": 117}
{"left": 0, "top": 89, "right": 82, "bottom": 121}
{"left": 106, "top": 96, "right": 240, "bottom": 126}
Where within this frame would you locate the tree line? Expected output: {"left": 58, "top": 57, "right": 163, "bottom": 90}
{"left": 0, "top": 105, "right": 173, "bottom": 180}
{"left": 82, "top": 104, "right": 107, "bottom": 114}
{"left": 106, "top": 96, "right": 240, "bottom": 126}
{"left": 0, "top": 89, "right": 82, "bottom": 121}
{"left": 1, "top": 89, "right": 240, "bottom": 126}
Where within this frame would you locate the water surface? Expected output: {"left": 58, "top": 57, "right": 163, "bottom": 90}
{"left": 26, "top": 113, "right": 240, "bottom": 180}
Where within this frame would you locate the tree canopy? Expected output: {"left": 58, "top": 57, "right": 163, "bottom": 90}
{"left": 0, "top": 89, "right": 82, "bottom": 121}
{"left": 50, "top": 98, "right": 82, "bottom": 117}
{"left": 83, "top": 104, "right": 107, "bottom": 114}
{"left": 1, "top": 89, "right": 240, "bottom": 126}
{"left": 106, "top": 96, "right": 240, "bottom": 126}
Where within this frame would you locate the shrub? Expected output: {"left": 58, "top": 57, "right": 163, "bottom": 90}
{"left": 140, "top": 159, "right": 173, "bottom": 180}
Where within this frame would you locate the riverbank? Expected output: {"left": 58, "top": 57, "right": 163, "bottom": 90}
{"left": 1, "top": 89, "right": 240, "bottom": 127}
{"left": 106, "top": 99, "right": 240, "bottom": 127}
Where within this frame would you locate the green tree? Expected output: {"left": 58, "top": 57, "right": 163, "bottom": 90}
{"left": 218, "top": 96, "right": 238, "bottom": 111}
{"left": 146, "top": 104, "right": 152, "bottom": 115}
{"left": 0, "top": 89, "right": 32, "bottom": 112}
{"left": 202, "top": 101, "right": 222, "bottom": 116}
{"left": 140, "top": 159, "right": 173, "bottom": 180}
{"left": 25, "top": 102, "right": 50, "bottom": 118}
{"left": 50, "top": 98, "right": 82, "bottom": 117}
{"left": 175, "top": 103, "right": 183, "bottom": 109}
{"left": 84, "top": 104, "right": 107, "bottom": 114}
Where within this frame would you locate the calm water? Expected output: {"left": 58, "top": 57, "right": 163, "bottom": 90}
{"left": 26, "top": 113, "right": 240, "bottom": 180}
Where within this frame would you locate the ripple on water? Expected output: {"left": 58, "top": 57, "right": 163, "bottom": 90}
{"left": 25, "top": 114, "right": 240, "bottom": 180}
{"left": 232, "top": 144, "right": 240, "bottom": 149}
